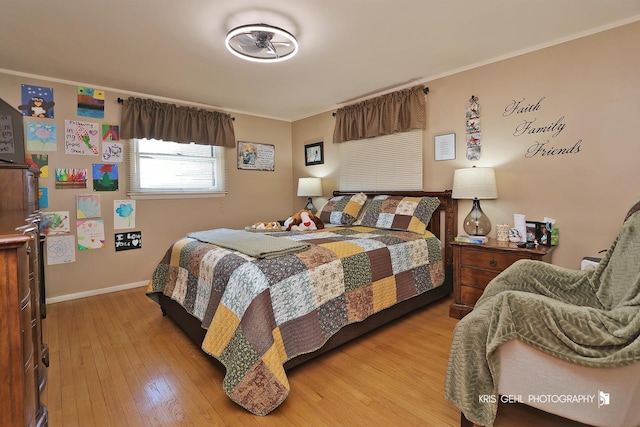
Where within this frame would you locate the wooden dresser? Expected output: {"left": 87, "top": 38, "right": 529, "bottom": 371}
{"left": 0, "top": 164, "right": 48, "bottom": 427}
{"left": 449, "top": 238, "right": 555, "bottom": 319}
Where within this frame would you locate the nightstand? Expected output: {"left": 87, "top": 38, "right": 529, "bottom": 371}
{"left": 449, "top": 238, "right": 555, "bottom": 319}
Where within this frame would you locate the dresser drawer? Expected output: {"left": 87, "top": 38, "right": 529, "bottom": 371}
{"left": 460, "top": 249, "right": 526, "bottom": 272}
{"left": 460, "top": 285, "right": 485, "bottom": 305}
{"left": 460, "top": 267, "right": 499, "bottom": 289}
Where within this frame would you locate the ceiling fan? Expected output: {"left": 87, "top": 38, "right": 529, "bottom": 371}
{"left": 225, "top": 24, "right": 298, "bottom": 63}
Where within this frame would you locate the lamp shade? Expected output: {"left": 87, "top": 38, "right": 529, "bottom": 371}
{"left": 297, "top": 177, "right": 323, "bottom": 197}
{"left": 451, "top": 167, "right": 498, "bottom": 200}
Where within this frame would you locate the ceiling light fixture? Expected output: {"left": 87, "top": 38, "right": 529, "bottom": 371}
{"left": 225, "top": 24, "right": 298, "bottom": 63}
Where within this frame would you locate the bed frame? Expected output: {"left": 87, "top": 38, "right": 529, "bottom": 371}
{"left": 158, "top": 190, "right": 457, "bottom": 370}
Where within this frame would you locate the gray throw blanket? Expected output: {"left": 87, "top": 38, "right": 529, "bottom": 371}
{"left": 187, "top": 228, "right": 310, "bottom": 259}
{"left": 445, "top": 198, "right": 640, "bottom": 426}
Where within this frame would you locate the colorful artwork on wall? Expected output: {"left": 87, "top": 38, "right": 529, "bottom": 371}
{"left": 26, "top": 121, "right": 57, "bottom": 152}
{"left": 38, "top": 187, "right": 48, "bottom": 208}
{"left": 46, "top": 235, "right": 76, "bottom": 265}
{"left": 114, "top": 199, "right": 135, "bottom": 229}
{"left": 77, "top": 219, "right": 106, "bottom": 250}
{"left": 18, "top": 84, "right": 55, "bottom": 118}
{"left": 40, "top": 211, "right": 70, "bottom": 235}
{"left": 25, "top": 153, "right": 49, "bottom": 177}
{"left": 76, "top": 194, "right": 101, "bottom": 218}
{"left": 55, "top": 167, "right": 88, "bottom": 189}
{"left": 101, "top": 123, "right": 119, "bottom": 141}
{"left": 114, "top": 231, "right": 142, "bottom": 251}
{"left": 65, "top": 120, "right": 100, "bottom": 155}
{"left": 101, "top": 141, "right": 123, "bottom": 163}
{"left": 77, "top": 87, "right": 105, "bottom": 119}
{"left": 92, "top": 163, "right": 118, "bottom": 191}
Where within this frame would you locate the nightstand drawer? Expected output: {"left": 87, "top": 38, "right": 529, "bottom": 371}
{"left": 460, "top": 285, "right": 485, "bottom": 305}
{"left": 450, "top": 239, "right": 555, "bottom": 319}
{"left": 460, "top": 250, "right": 525, "bottom": 272}
{"left": 460, "top": 267, "right": 499, "bottom": 288}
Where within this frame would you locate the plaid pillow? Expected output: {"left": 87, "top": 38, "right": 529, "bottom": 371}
{"left": 354, "top": 195, "right": 440, "bottom": 234}
{"left": 317, "top": 192, "right": 368, "bottom": 225}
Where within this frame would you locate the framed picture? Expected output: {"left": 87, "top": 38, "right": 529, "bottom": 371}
{"left": 305, "top": 141, "right": 324, "bottom": 166}
{"left": 434, "top": 133, "right": 455, "bottom": 161}
{"left": 237, "top": 141, "right": 275, "bottom": 171}
{"left": 525, "top": 222, "right": 537, "bottom": 242}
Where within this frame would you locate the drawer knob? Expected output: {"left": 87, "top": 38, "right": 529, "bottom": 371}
{"left": 489, "top": 259, "right": 498, "bottom": 267}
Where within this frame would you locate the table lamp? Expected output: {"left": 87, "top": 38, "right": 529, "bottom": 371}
{"left": 297, "top": 177, "right": 323, "bottom": 213}
{"left": 451, "top": 166, "right": 498, "bottom": 236}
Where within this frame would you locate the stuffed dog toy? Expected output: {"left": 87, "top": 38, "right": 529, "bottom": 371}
{"left": 285, "top": 209, "right": 324, "bottom": 231}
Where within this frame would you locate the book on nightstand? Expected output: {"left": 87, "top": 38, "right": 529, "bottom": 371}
{"left": 454, "top": 235, "right": 489, "bottom": 244}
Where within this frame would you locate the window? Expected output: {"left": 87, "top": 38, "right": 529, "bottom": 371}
{"left": 339, "top": 129, "right": 423, "bottom": 191}
{"left": 128, "top": 138, "right": 225, "bottom": 199}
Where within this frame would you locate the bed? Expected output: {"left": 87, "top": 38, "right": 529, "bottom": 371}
{"left": 146, "top": 190, "right": 458, "bottom": 415}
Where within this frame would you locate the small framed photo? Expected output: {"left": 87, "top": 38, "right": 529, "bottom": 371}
{"left": 525, "top": 222, "right": 537, "bottom": 242}
{"left": 536, "top": 222, "right": 553, "bottom": 247}
{"left": 305, "top": 141, "right": 324, "bottom": 166}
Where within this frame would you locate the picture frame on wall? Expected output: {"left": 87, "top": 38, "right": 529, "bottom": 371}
{"left": 305, "top": 141, "right": 324, "bottom": 166}
{"left": 434, "top": 133, "right": 456, "bottom": 161}
{"left": 237, "top": 141, "right": 275, "bottom": 171}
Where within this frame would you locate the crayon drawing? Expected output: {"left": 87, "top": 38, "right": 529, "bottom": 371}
{"left": 26, "top": 121, "right": 57, "bottom": 151}
{"left": 76, "top": 194, "right": 101, "bottom": 218}
{"left": 77, "top": 219, "right": 106, "bottom": 250}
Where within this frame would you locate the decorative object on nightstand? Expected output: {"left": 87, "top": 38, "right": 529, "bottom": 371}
{"left": 449, "top": 238, "right": 555, "bottom": 319}
{"left": 495, "top": 224, "right": 510, "bottom": 242}
{"left": 297, "top": 177, "right": 323, "bottom": 213}
{"left": 451, "top": 166, "right": 497, "bottom": 236}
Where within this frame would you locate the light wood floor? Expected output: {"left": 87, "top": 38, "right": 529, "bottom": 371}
{"left": 41, "top": 288, "right": 587, "bottom": 426}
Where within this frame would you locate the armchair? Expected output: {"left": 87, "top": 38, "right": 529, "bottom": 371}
{"left": 445, "top": 198, "right": 640, "bottom": 427}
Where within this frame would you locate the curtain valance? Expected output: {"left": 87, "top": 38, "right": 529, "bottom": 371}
{"left": 332, "top": 85, "right": 426, "bottom": 143}
{"left": 120, "top": 97, "right": 236, "bottom": 147}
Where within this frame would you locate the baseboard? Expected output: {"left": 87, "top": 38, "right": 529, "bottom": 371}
{"left": 46, "top": 280, "right": 149, "bottom": 304}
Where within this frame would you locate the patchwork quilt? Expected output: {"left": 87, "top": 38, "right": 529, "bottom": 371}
{"left": 147, "top": 225, "right": 444, "bottom": 415}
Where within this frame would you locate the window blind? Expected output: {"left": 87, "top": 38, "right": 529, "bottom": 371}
{"left": 339, "top": 129, "right": 423, "bottom": 191}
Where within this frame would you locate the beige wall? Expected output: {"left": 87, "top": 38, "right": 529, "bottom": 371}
{"left": 292, "top": 21, "right": 640, "bottom": 269}
{"left": 0, "top": 73, "right": 294, "bottom": 299}
{"left": 2, "top": 21, "right": 639, "bottom": 299}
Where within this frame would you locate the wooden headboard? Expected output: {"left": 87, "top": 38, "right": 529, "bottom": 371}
{"left": 332, "top": 190, "right": 458, "bottom": 273}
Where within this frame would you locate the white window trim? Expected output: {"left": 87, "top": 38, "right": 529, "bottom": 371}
{"left": 127, "top": 138, "right": 227, "bottom": 200}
